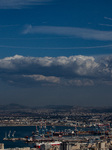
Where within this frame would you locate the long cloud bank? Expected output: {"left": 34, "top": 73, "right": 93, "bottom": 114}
{"left": 0, "top": 54, "right": 112, "bottom": 87}
{"left": 23, "top": 25, "right": 112, "bottom": 41}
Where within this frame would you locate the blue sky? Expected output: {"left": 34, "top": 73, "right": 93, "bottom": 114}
{"left": 0, "top": 0, "right": 112, "bottom": 106}
{"left": 0, "top": 0, "right": 112, "bottom": 57}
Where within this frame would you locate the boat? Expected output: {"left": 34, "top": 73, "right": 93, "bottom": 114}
{"left": 34, "top": 141, "right": 62, "bottom": 149}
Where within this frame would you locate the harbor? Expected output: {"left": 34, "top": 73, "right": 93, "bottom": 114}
{"left": 2, "top": 123, "right": 112, "bottom": 150}
{"left": 1, "top": 107, "right": 112, "bottom": 150}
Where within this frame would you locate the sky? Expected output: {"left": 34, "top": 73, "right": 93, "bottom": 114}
{"left": 0, "top": 0, "right": 112, "bottom": 106}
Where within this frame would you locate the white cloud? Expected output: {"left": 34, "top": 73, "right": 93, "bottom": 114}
{"left": 0, "top": 44, "right": 112, "bottom": 50}
{"left": 0, "top": 55, "right": 24, "bottom": 69}
{"left": 0, "top": 0, "right": 52, "bottom": 9}
{"left": 0, "top": 54, "right": 111, "bottom": 87}
{"left": 23, "top": 74, "right": 60, "bottom": 84}
{"left": 4, "top": 54, "right": 24, "bottom": 60}
{"left": 99, "top": 24, "right": 112, "bottom": 27}
{"left": 0, "top": 55, "right": 102, "bottom": 76}
{"left": 71, "top": 55, "right": 99, "bottom": 76}
{"left": 23, "top": 25, "right": 112, "bottom": 41}
{"left": 68, "top": 79, "right": 94, "bottom": 86}
{"left": 104, "top": 17, "right": 112, "bottom": 21}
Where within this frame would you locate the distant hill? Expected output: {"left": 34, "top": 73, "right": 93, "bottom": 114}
{"left": 0, "top": 103, "right": 112, "bottom": 113}
{"left": 0, "top": 103, "right": 30, "bottom": 111}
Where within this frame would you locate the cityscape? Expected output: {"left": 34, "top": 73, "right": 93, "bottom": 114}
{"left": 0, "top": 0, "right": 112, "bottom": 149}
{"left": 0, "top": 104, "right": 112, "bottom": 149}
{"left": 0, "top": 104, "right": 112, "bottom": 127}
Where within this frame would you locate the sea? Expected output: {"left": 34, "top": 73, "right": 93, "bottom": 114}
{"left": 0, "top": 126, "right": 76, "bottom": 149}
